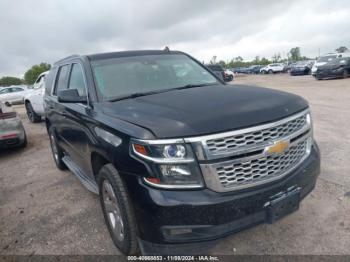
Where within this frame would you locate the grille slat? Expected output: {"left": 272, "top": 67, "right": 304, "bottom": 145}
{"left": 216, "top": 139, "right": 308, "bottom": 188}
{"left": 206, "top": 114, "right": 307, "bottom": 155}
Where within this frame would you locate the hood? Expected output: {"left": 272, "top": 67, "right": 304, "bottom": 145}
{"left": 101, "top": 85, "right": 308, "bottom": 138}
{"left": 318, "top": 63, "right": 342, "bottom": 70}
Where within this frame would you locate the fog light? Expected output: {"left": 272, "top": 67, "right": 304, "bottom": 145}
{"left": 169, "top": 228, "right": 193, "bottom": 235}
{"left": 160, "top": 165, "right": 191, "bottom": 176}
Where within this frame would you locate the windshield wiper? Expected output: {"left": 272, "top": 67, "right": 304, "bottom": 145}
{"left": 108, "top": 83, "right": 216, "bottom": 102}
{"left": 174, "top": 83, "right": 216, "bottom": 90}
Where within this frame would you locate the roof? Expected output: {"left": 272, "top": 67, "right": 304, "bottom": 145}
{"left": 87, "top": 50, "right": 183, "bottom": 61}
{"left": 53, "top": 49, "right": 186, "bottom": 66}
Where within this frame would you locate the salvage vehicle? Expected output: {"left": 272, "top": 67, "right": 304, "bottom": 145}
{"left": 24, "top": 71, "right": 48, "bottom": 122}
{"left": 260, "top": 63, "right": 285, "bottom": 74}
{"left": 290, "top": 61, "right": 314, "bottom": 76}
{"left": 0, "top": 86, "right": 27, "bottom": 105}
{"left": 0, "top": 102, "right": 27, "bottom": 149}
{"left": 44, "top": 50, "right": 320, "bottom": 255}
{"left": 206, "top": 64, "right": 233, "bottom": 82}
{"left": 316, "top": 57, "right": 350, "bottom": 80}
{"left": 311, "top": 53, "right": 338, "bottom": 76}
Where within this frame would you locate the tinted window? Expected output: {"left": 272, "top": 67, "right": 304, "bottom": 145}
{"left": 13, "top": 87, "right": 24, "bottom": 92}
{"left": 68, "top": 64, "right": 86, "bottom": 97}
{"left": 317, "top": 55, "right": 337, "bottom": 62}
{"left": 54, "top": 65, "right": 70, "bottom": 95}
{"left": 35, "top": 75, "right": 43, "bottom": 84}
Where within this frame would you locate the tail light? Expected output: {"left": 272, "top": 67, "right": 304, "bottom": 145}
{"left": 0, "top": 111, "right": 17, "bottom": 119}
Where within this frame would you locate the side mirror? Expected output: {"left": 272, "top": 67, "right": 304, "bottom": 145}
{"left": 58, "top": 89, "right": 87, "bottom": 103}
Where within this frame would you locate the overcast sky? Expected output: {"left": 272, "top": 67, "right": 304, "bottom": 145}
{"left": 1, "top": 0, "right": 349, "bottom": 77}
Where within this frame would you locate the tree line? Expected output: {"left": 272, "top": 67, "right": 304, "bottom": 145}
{"left": 0, "top": 46, "right": 349, "bottom": 86}
{"left": 213, "top": 46, "right": 349, "bottom": 69}
{"left": 0, "top": 63, "right": 51, "bottom": 87}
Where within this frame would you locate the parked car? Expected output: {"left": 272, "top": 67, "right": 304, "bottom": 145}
{"left": 24, "top": 71, "right": 48, "bottom": 123}
{"left": 260, "top": 63, "right": 285, "bottom": 74}
{"left": 290, "top": 61, "right": 314, "bottom": 76}
{"left": 0, "top": 102, "right": 27, "bottom": 149}
{"left": 44, "top": 50, "right": 320, "bottom": 255}
{"left": 239, "top": 67, "right": 251, "bottom": 74}
{"left": 311, "top": 53, "right": 340, "bottom": 76}
{"left": 316, "top": 57, "right": 350, "bottom": 80}
{"left": 224, "top": 68, "right": 235, "bottom": 79}
{"left": 246, "top": 65, "right": 264, "bottom": 74}
{"left": 0, "top": 86, "right": 27, "bottom": 105}
{"left": 231, "top": 67, "right": 245, "bottom": 74}
{"left": 206, "top": 64, "right": 233, "bottom": 82}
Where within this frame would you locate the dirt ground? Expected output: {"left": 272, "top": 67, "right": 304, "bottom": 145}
{"left": 1, "top": 74, "right": 350, "bottom": 255}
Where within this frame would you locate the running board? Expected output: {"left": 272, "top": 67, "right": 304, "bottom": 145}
{"left": 62, "top": 156, "right": 99, "bottom": 195}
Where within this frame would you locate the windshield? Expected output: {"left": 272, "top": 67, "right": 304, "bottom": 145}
{"left": 317, "top": 55, "right": 337, "bottom": 62}
{"left": 91, "top": 54, "right": 218, "bottom": 101}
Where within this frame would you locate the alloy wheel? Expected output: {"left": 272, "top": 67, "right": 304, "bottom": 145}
{"left": 102, "top": 180, "right": 125, "bottom": 241}
{"left": 50, "top": 134, "right": 59, "bottom": 162}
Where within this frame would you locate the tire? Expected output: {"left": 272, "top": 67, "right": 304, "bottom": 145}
{"left": 98, "top": 164, "right": 139, "bottom": 255}
{"left": 25, "top": 101, "right": 41, "bottom": 123}
{"left": 343, "top": 70, "right": 348, "bottom": 79}
{"left": 268, "top": 69, "right": 273, "bottom": 74}
{"left": 48, "top": 127, "right": 67, "bottom": 170}
{"left": 19, "top": 132, "right": 27, "bottom": 148}
{"left": 261, "top": 70, "right": 266, "bottom": 74}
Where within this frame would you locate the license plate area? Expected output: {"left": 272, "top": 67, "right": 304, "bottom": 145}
{"left": 265, "top": 187, "right": 301, "bottom": 223}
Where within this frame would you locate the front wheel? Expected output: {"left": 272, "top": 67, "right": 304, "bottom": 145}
{"left": 98, "top": 164, "right": 139, "bottom": 255}
{"left": 268, "top": 69, "right": 273, "bottom": 74}
{"left": 343, "top": 70, "right": 348, "bottom": 79}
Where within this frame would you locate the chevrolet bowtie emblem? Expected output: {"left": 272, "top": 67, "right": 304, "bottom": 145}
{"left": 265, "top": 140, "right": 290, "bottom": 155}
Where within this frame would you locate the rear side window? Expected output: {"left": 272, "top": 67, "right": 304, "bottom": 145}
{"left": 54, "top": 65, "right": 70, "bottom": 95}
{"left": 68, "top": 64, "right": 86, "bottom": 97}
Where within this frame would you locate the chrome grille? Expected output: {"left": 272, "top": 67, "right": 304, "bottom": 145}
{"left": 206, "top": 114, "right": 307, "bottom": 155}
{"left": 187, "top": 109, "right": 313, "bottom": 192}
{"left": 216, "top": 139, "right": 308, "bottom": 189}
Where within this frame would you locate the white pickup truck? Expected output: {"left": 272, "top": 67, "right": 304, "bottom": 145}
{"left": 24, "top": 71, "right": 48, "bottom": 123}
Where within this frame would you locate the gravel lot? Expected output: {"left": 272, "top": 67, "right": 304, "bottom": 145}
{"left": 1, "top": 74, "right": 350, "bottom": 255}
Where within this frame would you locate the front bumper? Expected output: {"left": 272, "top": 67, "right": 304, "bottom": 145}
{"left": 316, "top": 69, "right": 344, "bottom": 79}
{"left": 124, "top": 144, "right": 320, "bottom": 245}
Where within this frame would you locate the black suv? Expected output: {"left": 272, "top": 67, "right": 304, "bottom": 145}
{"left": 44, "top": 50, "right": 320, "bottom": 255}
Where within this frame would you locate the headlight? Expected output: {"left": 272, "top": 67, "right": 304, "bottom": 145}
{"left": 130, "top": 139, "right": 204, "bottom": 189}
{"left": 306, "top": 112, "right": 314, "bottom": 139}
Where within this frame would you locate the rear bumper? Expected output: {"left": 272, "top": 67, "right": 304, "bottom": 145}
{"left": 0, "top": 120, "right": 26, "bottom": 149}
{"left": 124, "top": 144, "right": 320, "bottom": 245}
